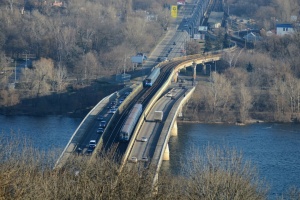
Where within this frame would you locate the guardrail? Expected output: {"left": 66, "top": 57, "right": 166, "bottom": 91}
{"left": 54, "top": 92, "right": 115, "bottom": 169}
{"left": 153, "top": 87, "right": 195, "bottom": 171}
{"left": 90, "top": 83, "right": 143, "bottom": 160}
{"left": 120, "top": 43, "right": 238, "bottom": 169}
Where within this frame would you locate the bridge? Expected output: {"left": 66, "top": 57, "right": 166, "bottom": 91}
{"left": 54, "top": 0, "right": 237, "bottom": 185}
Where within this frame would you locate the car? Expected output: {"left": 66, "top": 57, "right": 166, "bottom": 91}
{"left": 184, "top": 24, "right": 189, "bottom": 27}
{"left": 119, "top": 98, "right": 124, "bottom": 104}
{"left": 141, "top": 136, "right": 148, "bottom": 142}
{"left": 141, "top": 156, "right": 149, "bottom": 162}
{"left": 157, "top": 57, "right": 162, "bottom": 62}
{"left": 124, "top": 91, "right": 131, "bottom": 96}
{"left": 161, "top": 57, "right": 168, "bottom": 62}
{"left": 129, "top": 157, "right": 138, "bottom": 163}
{"left": 96, "top": 127, "right": 104, "bottom": 134}
{"left": 108, "top": 108, "right": 117, "bottom": 114}
{"left": 89, "top": 140, "right": 96, "bottom": 148}
{"left": 107, "top": 105, "right": 114, "bottom": 109}
{"left": 86, "top": 147, "right": 94, "bottom": 154}
{"left": 99, "top": 120, "right": 106, "bottom": 127}
{"left": 97, "top": 115, "right": 104, "bottom": 121}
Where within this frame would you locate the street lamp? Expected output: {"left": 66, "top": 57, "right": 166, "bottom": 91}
{"left": 206, "top": 64, "right": 211, "bottom": 81}
{"left": 214, "top": 61, "right": 216, "bottom": 72}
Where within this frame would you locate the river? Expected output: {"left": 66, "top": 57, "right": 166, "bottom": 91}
{"left": 162, "top": 122, "right": 300, "bottom": 199}
{"left": 0, "top": 116, "right": 299, "bottom": 198}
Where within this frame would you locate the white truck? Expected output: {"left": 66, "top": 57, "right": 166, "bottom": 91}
{"left": 154, "top": 111, "right": 163, "bottom": 122}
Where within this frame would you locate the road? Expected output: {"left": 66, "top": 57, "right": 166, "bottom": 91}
{"left": 128, "top": 86, "right": 186, "bottom": 163}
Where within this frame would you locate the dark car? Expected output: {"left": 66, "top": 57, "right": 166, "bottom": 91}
{"left": 86, "top": 147, "right": 94, "bottom": 154}
{"left": 99, "top": 120, "right": 107, "bottom": 127}
{"left": 97, "top": 128, "right": 104, "bottom": 134}
{"left": 97, "top": 115, "right": 104, "bottom": 121}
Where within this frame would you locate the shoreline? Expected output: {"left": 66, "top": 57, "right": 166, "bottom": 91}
{"left": 177, "top": 119, "right": 266, "bottom": 125}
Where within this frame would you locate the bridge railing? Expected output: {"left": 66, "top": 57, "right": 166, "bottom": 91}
{"left": 152, "top": 87, "right": 195, "bottom": 171}
{"left": 119, "top": 42, "right": 238, "bottom": 169}
{"left": 54, "top": 92, "right": 115, "bottom": 169}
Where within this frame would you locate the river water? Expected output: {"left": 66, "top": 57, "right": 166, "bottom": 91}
{"left": 162, "top": 122, "right": 300, "bottom": 199}
{"left": 0, "top": 116, "right": 299, "bottom": 198}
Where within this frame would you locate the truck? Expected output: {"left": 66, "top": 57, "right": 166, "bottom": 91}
{"left": 154, "top": 111, "right": 163, "bottom": 122}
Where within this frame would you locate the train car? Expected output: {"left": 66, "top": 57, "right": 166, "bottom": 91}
{"left": 144, "top": 68, "right": 160, "bottom": 87}
{"left": 119, "top": 104, "right": 143, "bottom": 141}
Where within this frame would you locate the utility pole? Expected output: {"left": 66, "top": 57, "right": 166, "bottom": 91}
{"left": 214, "top": 61, "right": 216, "bottom": 72}
{"left": 14, "top": 61, "right": 17, "bottom": 83}
{"left": 25, "top": 53, "right": 27, "bottom": 69}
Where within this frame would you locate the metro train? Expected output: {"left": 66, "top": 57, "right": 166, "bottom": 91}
{"left": 143, "top": 68, "right": 160, "bottom": 87}
{"left": 119, "top": 104, "right": 143, "bottom": 142}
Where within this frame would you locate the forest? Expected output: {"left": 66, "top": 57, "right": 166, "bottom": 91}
{"left": 1, "top": 0, "right": 300, "bottom": 199}
{"left": 1, "top": 0, "right": 300, "bottom": 122}
{"left": 185, "top": 0, "right": 300, "bottom": 123}
{"left": 0, "top": 0, "right": 172, "bottom": 113}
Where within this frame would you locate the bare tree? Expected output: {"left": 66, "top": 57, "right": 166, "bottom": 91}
{"left": 236, "top": 84, "right": 252, "bottom": 123}
{"left": 53, "top": 65, "right": 68, "bottom": 92}
{"left": 204, "top": 73, "right": 233, "bottom": 121}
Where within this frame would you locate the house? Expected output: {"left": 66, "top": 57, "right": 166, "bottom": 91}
{"left": 276, "top": 23, "right": 294, "bottom": 36}
{"left": 243, "top": 32, "right": 262, "bottom": 42}
{"left": 208, "top": 12, "right": 224, "bottom": 29}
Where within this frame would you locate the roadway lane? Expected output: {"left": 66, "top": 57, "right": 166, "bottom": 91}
{"left": 128, "top": 87, "right": 186, "bottom": 163}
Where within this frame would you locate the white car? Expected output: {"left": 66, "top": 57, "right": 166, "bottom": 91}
{"left": 89, "top": 140, "right": 96, "bottom": 148}
{"left": 108, "top": 108, "right": 117, "bottom": 114}
{"left": 130, "top": 157, "right": 138, "bottom": 163}
{"left": 141, "top": 136, "right": 148, "bottom": 142}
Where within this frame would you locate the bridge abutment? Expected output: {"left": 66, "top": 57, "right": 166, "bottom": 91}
{"left": 192, "top": 61, "right": 197, "bottom": 80}
{"left": 163, "top": 143, "right": 170, "bottom": 160}
{"left": 171, "top": 120, "right": 178, "bottom": 136}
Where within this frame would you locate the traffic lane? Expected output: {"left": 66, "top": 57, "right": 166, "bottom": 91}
{"left": 129, "top": 97, "right": 170, "bottom": 161}
{"left": 129, "top": 89, "right": 182, "bottom": 161}
{"left": 142, "top": 88, "right": 187, "bottom": 159}
{"left": 77, "top": 100, "right": 116, "bottom": 155}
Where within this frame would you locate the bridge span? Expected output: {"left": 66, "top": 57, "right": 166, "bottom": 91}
{"left": 54, "top": 46, "right": 236, "bottom": 170}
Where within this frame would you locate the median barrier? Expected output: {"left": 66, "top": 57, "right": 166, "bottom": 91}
{"left": 90, "top": 83, "right": 142, "bottom": 160}
{"left": 55, "top": 92, "right": 114, "bottom": 169}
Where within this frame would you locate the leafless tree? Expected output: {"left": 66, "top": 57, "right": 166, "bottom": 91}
{"left": 204, "top": 73, "right": 233, "bottom": 121}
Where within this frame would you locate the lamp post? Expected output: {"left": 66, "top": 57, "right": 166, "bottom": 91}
{"left": 206, "top": 64, "right": 211, "bottom": 81}
{"left": 14, "top": 61, "right": 17, "bottom": 83}
{"left": 214, "top": 61, "right": 216, "bottom": 72}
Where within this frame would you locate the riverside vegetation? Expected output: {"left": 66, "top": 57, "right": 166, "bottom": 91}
{"left": 1, "top": 0, "right": 300, "bottom": 198}
{"left": 1, "top": 0, "right": 300, "bottom": 122}
{"left": 0, "top": 134, "right": 272, "bottom": 200}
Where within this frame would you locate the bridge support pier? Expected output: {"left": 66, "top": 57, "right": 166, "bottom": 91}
{"left": 163, "top": 144, "right": 170, "bottom": 160}
{"left": 171, "top": 120, "right": 178, "bottom": 136}
{"left": 173, "top": 70, "right": 178, "bottom": 83}
{"left": 192, "top": 61, "right": 197, "bottom": 80}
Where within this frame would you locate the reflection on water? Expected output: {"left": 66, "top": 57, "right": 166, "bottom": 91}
{"left": 162, "top": 122, "right": 300, "bottom": 198}
{"left": 0, "top": 115, "right": 81, "bottom": 151}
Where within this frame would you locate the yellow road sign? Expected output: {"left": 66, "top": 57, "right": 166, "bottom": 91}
{"left": 171, "top": 5, "right": 177, "bottom": 18}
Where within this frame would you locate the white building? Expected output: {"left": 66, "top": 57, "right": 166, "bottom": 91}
{"left": 276, "top": 23, "right": 294, "bottom": 36}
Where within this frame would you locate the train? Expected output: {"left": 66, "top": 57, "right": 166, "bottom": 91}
{"left": 119, "top": 104, "right": 143, "bottom": 142}
{"left": 143, "top": 68, "right": 160, "bottom": 87}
